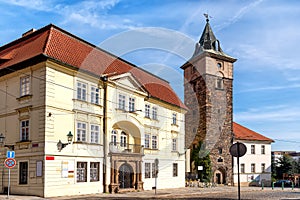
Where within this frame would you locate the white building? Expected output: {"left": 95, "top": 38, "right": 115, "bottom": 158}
{"left": 233, "top": 122, "right": 274, "bottom": 186}
{"left": 0, "top": 24, "right": 186, "bottom": 197}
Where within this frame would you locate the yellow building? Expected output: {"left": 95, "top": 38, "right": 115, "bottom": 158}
{"left": 0, "top": 24, "right": 186, "bottom": 197}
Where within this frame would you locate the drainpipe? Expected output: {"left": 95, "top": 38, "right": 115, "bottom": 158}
{"left": 101, "top": 75, "right": 108, "bottom": 193}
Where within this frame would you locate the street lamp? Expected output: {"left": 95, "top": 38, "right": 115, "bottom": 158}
{"left": 57, "top": 131, "right": 73, "bottom": 152}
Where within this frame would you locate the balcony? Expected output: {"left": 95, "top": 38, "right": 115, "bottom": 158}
{"left": 109, "top": 142, "right": 144, "bottom": 155}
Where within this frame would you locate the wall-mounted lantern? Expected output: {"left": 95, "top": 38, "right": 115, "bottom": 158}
{"left": 57, "top": 131, "right": 73, "bottom": 152}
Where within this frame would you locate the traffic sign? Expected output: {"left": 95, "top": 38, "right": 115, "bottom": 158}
{"left": 4, "top": 158, "right": 16, "bottom": 169}
{"left": 6, "top": 151, "right": 15, "bottom": 158}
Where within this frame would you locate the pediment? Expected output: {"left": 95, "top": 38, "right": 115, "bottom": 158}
{"left": 110, "top": 72, "right": 147, "bottom": 94}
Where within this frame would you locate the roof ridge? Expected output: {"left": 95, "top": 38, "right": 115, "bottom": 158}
{"left": 233, "top": 122, "right": 274, "bottom": 142}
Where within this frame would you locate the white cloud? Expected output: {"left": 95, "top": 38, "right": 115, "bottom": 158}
{"left": 236, "top": 83, "right": 300, "bottom": 93}
{"left": 234, "top": 106, "right": 300, "bottom": 122}
{"left": 215, "top": 0, "right": 264, "bottom": 32}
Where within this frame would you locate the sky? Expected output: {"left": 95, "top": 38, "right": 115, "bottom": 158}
{"left": 0, "top": 0, "right": 300, "bottom": 151}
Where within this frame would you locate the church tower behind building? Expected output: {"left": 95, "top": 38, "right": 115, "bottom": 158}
{"left": 181, "top": 17, "right": 237, "bottom": 185}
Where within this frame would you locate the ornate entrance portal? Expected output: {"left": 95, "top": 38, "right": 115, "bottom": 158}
{"left": 119, "top": 164, "right": 133, "bottom": 188}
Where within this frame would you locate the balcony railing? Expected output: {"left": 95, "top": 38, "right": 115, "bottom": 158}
{"left": 109, "top": 142, "right": 144, "bottom": 154}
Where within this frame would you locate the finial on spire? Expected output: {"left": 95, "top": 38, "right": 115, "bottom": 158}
{"left": 203, "top": 13, "right": 212, "bottom": 22}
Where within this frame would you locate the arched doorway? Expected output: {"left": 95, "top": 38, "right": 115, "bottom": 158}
{"left": 214, "top": 168, "right": 226, "bottom": 184}
{"left": 119, "top": 163, "right": 133, "bottom": 189}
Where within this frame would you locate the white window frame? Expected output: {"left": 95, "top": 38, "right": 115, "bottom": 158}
{"left": 77, "top": 122, "right": 87, "bottom": 142}
{"left": 144, "top": 134, "right": 150, "bottom": 148}
{"left": 261, "top": 163, "right": 265, "bottom": 172}
{"left": 77, "top": 162, "right": 87, "bottom": 182}
{"left": 152, "top": 135, "right": 158, "bottom": 149}
{"left": 129, "top": 97, "right": 135, "bottom": 112}
{"left": 152, "top": 107, "right": 158, "bottom": 120}
{"left": 261, "top": 145, "right": 265, "bottom": 154}
{"left": 145, "top": 163, "right": 151, "bottom": 179}
{"left": 90, "top": 162, "right": 100, "bottom": 182}
{"left": 118, "top": 94, "right": 126, "bottom": 110}
{"left": 145, "top": 104, "right": 150, "bottom": 118}
{"left": 90, "top": 86, "right": 99, "bottom": 104}
{"left": 20, "top": 119, "right": 29, "bottom": 141}
{"left": 240, "top": 163, "right": 245, "bottom": 173}
{"left": 111, "top": 130, "right": 117, "bottom": 145}
{"left": 172, "top": 138, "right": 177, "bottom": 151}
{"left": 251, "top": 145, "right": 255, "bottom": 154}
{"left": 90, "top": 124, "right": 100, "bottom": 144}
{"left": 251, "top": 163, "right": 255, "bottom": 173}
{"left": 77, "top": 82, "right": 87, "bottom": 101}
{"left": 120, "top": 131, "right": 127, "bottom": 147}
{"left": 172, "top": 113, "right": 177, "bottom": 125}
{"left": 20, "top": 76, "right": 30, "bottom": 96}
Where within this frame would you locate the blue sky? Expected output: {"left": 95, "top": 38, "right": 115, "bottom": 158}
{"left": 0, "top": 0, "right": 300, "bottom": 151}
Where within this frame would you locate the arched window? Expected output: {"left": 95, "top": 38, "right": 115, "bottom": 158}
{"left": 111, "top": 130, "right": 117, "bottom": 146}
{"left": 120, "top": 131, "right": 127, "bottom": 147}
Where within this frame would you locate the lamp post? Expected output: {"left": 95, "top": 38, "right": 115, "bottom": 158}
{"left": 57, "top": 131, "right": 73, "bottom": 152}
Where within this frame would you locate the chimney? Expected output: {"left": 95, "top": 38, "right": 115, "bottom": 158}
{"left": 22, "top": 28, "right": 36, "bottom": 37}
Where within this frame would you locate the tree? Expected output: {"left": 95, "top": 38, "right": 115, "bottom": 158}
{"left": 191, "top": 141, "right": 212, "bottom": 182}
{"left": 276, "top": 154, "right": 294, "bottom": 179}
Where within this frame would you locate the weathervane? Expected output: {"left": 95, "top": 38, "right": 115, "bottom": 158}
{"left": 203, "top": 13, "right": 212, "bottom": 22}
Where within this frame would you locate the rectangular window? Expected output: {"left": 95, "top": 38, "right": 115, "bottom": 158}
{"left": 145, "top": 163, "right": 151, "bottom": 178}
{"left": 251, "top": 163, "right": 255, "bottom": 173}
{"left": 77, "top": 162, "right": 87, "bottom": 182}
{"left": 261, "top": 163, "right": 265, "bottom": 172}
{"left": 261, "top": 145, "right": 265, "bottom": 154}
{"left": 77, "top": 82, "right": 87, "bottom": 101}
{"left": 111, "top": 130, "right": 117, "bottom": 146}
{"left": 152, "top": 107, "right": 158, "bottom": 120}
{"left": 118, "top": 94, "right": 126, "bottom": 110}
{"left": 77, "top": 122, "right": 86, "bottom": 142}
{"left": 145, "top": 104, "right": 150, "bottom": 118}
{"left": 172, "top": 138, "right": 177, "bottom": 151}
{"left": 90, "top": 162, "right": 100, "bottom": 182}
{"left": 20, "top": 76, "right": 30, "bottom": 96}
{"left": 251, "top": 145, "right": 255, "bottom": 154}
{"left": 173, "top": 163, "right": 178, "bottom": 177}
{"left": 20, "top": 120, "right": 29, "bottom": 141}
{"left": 145, "top": 134, "right": 150, "bottom": 148}
{"left": 152, "top": 163, "right": 157, "bottom": 178}
{"left": 129, "top": 97, "right": 135, "bottom": 112}
{"left": 172, "top": 113, "right": 177, "bottom": 125}
{"left": 240, "top": 164, "right": 245, "bottom": 173}
{"left": 90, "top": 124, "right": 100, "bottom": 143}
{"left": 152, "top": 135, "right": 158, "bottom": 149}
{"left": 91, "top": 86, "right": 99, "bottom": 104}
{"left": 19, "top": 162, "right": 28, "bottom": 184}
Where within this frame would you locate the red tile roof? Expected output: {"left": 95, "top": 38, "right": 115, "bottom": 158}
{"left": 0, "top": 24, "right": 186, "bottom": 109}
{"left": 233, "top": 122, "right": 274, "bottom": 142}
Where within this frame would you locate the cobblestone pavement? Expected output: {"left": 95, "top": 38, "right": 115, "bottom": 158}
{"left": 0, "top": 186, "right": 299, "bottom": 200}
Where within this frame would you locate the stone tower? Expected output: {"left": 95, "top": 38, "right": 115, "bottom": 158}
{"left": 181, "top": 17, "right": 237, "bottom": 185}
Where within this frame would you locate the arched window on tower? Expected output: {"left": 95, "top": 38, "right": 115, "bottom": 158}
{"left": 214, "top": 40, "right": 220, "bottom": 51}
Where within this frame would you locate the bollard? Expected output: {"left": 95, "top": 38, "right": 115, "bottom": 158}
{"left": 261, "top": 182, "right": 264, "bottom": 190}
{"left": 282, "top": 181, "right": 284, "bottom": 190}
{"left": 272, "top": 182, "right": 274, "bottom": 190}
{"left": 292, "top": 182, "right": 294, "bottom": 190}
